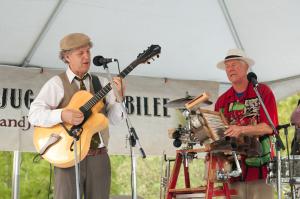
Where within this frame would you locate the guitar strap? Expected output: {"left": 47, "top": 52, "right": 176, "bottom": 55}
{"left": 91, "top": 74, "right": 102, "bottom": 93}
{"left": 90, "top": 74, "right": 109, "bottom": 148}
{"left": 91, "top": 74, "right": 106, "bottom": 105}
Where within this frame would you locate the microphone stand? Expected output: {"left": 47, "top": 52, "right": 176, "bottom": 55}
{"left": 102, "top": 63, "right": 146, "bottom": 199}
{"left": 61, "top": 123, "right": 83, "bottom": 199}
{"left": 62, "top": 125, "right": 82, "bottom": 199}
{"left": 252, "top": 83, "right": 285, "bottom": 199}
{"left": 72, "top": 131, "right": 81, "bottom": 199}
{"left": 282, "top": 125, "right": 296, "bottom": 199}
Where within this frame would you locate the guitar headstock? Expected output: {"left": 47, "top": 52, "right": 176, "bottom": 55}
{"left": 136, "top": 45, "right": 161, "bottom": 64}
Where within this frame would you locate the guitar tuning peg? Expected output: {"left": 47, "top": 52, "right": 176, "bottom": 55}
{"left": 147, "top": 61, "right": 151, "bottom": 64}
{"left": 152, "top": 58, "right": 155, "bottom": 61}
{"left": 157, "top": 55, "right": 160, "bottom": 58}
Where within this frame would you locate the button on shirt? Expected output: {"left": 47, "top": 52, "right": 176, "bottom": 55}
{"left": 28, "top": 67, "right": 124, "bottom": 147}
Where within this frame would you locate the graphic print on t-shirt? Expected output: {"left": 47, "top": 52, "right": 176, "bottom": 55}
{"left": 227, "top": 97, "right": 260, "bottom": 126}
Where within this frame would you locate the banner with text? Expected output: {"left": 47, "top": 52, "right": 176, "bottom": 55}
{"left": 0, "top": 65, "right": 219, "bottom": 156}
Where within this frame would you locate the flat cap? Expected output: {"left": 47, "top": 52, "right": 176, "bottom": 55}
{"left": 60, "top": 33, "right": 91, "bottom": 51}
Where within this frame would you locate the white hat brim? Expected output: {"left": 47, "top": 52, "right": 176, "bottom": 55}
{"left": 217, "top": 57, "right": 255, "bottom": 70}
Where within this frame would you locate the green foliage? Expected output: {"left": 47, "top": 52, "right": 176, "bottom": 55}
{"left": 0, "top": 152, "right": 207, "bottom": 199}
{"left": 277, "top": 93, "right": 300, "bottom": 155}
{"left": 0, "top": 152, "right": 53, "bottom": 199}
{"left": 110, "top": 154, "right": 206, "bottom": 199}
{"left": 0, "top": 151, "right": 12, "bottom": 198}
{"left": 19, "top": 153, "right": 53, "bottom": 199}
{"left": 0, "top": 92, "right": 300, "bottom": 198}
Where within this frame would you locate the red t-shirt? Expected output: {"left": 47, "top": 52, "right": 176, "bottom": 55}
{"left": 214, "top": 83, "right": 278, "bottom": 181}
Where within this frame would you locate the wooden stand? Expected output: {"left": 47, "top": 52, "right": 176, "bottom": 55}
{"left": 165, "top": 149, "right": 237, "bottom": 199}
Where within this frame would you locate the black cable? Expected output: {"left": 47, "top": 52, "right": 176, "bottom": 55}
{"left": 116, "top": 60, "right": 124, "bottom": 101}
{"left": 32, "top": 154, "right": 41, "bottom": 163}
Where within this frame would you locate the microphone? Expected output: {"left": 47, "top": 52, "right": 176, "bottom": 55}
{"left": 93, "top": 55, "right": 118, "bottom": 66}
{"left": 247, "top": 72, "right": 259, "bottom": 87}
{"left": 276, "top": 123, "right": 294, "bottom": 131}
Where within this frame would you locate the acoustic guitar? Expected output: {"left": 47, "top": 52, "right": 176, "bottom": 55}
{"left": 33, "top": 45, "right": 161, "bottom": 168}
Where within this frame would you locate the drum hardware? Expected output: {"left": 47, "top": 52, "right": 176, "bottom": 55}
{"left": 168, "top": 125, "right": 206, "bottom": 149}
{"left": 268, "top": 156, "right": 300, "bottom": 184}
{"left": 268, "top": 124, "right": 299, "bottom": 199}
{"left": 166, "top": 92, "right": 214, "bottom": 149}
{"left": 160, "top": 152, "right": 176, "bottom": 199}
{"left": 165, "top": 93, "right": 241, "bottom": 198}
{"left": 216, "top": 151, "right": 242, "bottom": 181}
{"left": 168, "top": 109, "right": 204, "bottom": 149}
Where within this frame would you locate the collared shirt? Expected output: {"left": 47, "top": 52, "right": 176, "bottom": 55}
{"left": 28, "top": 67, "right": 124, "bottom": 146}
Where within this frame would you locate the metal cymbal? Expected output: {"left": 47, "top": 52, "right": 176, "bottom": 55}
{"left": 164, "top": 96, "right": 213, "bottom": 109}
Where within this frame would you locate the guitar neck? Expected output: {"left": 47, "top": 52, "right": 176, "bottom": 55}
{"left": 118, "top": 60, "right": 138, "bottom": 79}
{"left": 80, "top": 44, "right": 161, "bottom": 112}
{"left": 81, "top": 60, "right": 139, "bottom": 111}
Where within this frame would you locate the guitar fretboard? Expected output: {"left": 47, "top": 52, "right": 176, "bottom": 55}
{"left": 118, "top": 60, "right": 137, "bottom": 79}
{"left": 82, "top": 83, "right": 112, "bottom": 111}
{"left": 81, "top": 60, "right": 138, "bottom": 112}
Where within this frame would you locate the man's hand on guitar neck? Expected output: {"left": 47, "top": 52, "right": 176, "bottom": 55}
{"left": 61, "top": 109, "right": 84, "bottom": 125}
{"left": 113, "top": 77, "right": 125, "bottom": 102}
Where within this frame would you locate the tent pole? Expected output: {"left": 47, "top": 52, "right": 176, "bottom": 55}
{"left": 11, "top": 150, "right": 21, "bottom": 199}
{"left": 21, "top": 0, "right": 68, "bottom": 67}
{"left": 218, "top": 0, "right": 244, "bottom": 50}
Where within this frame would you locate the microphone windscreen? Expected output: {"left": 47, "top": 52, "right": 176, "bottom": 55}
{"left": 93, "top": 55, "right": 104, "bottom": 66}
{"left": 247, "top": 72, "right": 257, "bottom": 82}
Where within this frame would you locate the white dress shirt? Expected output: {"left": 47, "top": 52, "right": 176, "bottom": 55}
{"left": 28, "top": 67, "right": 124, "bottom": 147}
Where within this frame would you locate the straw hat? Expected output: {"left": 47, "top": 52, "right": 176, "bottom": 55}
{"left": 217, "top": 48, "right": 254, "bottom": 70}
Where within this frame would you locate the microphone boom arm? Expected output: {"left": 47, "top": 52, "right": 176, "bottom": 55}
{"left": 252, "top": 84, "right": 284, "bottom": 199}
{"left": 252, "top": 86, "right": 285, "bottom": 150}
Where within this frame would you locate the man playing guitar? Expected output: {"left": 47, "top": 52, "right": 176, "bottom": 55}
{"left": 28, "top": 33, "right": 125, "bottom": 199}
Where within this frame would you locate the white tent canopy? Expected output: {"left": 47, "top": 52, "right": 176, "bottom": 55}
{"left": 1, "top": 2, "right": 300, "bottom": 197}
{"left": 1, "top": 0, "right": 300, "bottom": 89}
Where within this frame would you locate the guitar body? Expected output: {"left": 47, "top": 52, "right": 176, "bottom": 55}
{"left": 33, "top": 90, "right": 108, "bottom": 168}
